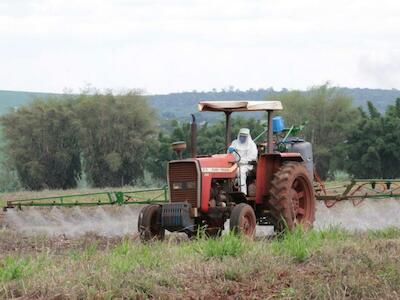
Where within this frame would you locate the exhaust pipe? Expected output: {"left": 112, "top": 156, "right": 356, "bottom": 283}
{"left": 191, "top": 114, "right": 197, "bottom": 158}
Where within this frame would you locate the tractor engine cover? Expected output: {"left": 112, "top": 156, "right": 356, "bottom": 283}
{"left": 161, "top": 203, "right": 195, "bottom": 233}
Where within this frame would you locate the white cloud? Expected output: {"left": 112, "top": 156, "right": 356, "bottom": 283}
{"left": 358, "top": 52, "right": 400, "bottom": 88}
{"left": 0, "top": 0, "right": 399, "bottom": 93}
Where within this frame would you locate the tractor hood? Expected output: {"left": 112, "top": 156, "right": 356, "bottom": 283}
{"left": 168, "top": 154, "right": 238, "bottom": 213}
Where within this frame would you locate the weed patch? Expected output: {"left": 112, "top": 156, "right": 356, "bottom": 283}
{"left": 368, "top": 227, "right": 400, "bottom": 239}
{"left": 194, "top": 232, "right": 249, "bottom": 259}
{"left": 109, "top": 240, "right": 165, "bottom": 273}
{"left": 271, "top": 227, "right": 315, "bottom": 262}
{"left": 271, "top": 226, "right": 348, "bottom": 262}
{"left": 0, "top": 257, "right": 30, "bottom": 282}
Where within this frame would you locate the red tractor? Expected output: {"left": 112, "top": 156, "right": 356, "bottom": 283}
{"left": 138, "top": 101, "right": 316, "bottom": 240}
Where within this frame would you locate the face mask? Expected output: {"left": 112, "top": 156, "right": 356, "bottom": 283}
{"left": 239, "top": 134, "right": 247, "bottom": 144}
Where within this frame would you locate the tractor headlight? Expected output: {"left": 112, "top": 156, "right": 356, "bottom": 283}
{"left": 172, "top": 182, "right": 183, "bottom": 190}
{"left": 172, "top": 181, "right": 196, "bottom": 190}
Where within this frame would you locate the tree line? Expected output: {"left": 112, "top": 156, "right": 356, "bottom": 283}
{"left": 0, "top": 85, "right": 400, "bottom": 191}
{"left": 0, "top": 91, "right": 157, "bottom": 190}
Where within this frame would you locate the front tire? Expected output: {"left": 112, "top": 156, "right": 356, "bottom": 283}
{"left": 269, "top": 162, "right": 315, "bottom": 232}
{"left": 138, "top": 205, "right": 165, "bottom": 241}
{"left": 230, "top": 203, "right": 256, "bottom": 238}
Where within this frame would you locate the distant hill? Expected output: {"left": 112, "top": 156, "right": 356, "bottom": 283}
{"left": 0, "top": 90, "right": 58, "bottom": 115}
{"left": 149, "top": 88, "right": 400, "bottom": 122}
{"left": 1, "top": 88, "right": 399, "bottom": 122}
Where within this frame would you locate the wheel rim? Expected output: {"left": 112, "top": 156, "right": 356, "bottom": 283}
{"left": 290, "top": 176, "right": 313, "bottom": 226}
{"left": 239, "top": 212, "right": 256, "bottom": 236}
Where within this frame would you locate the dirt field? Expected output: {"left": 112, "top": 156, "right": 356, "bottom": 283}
{"left": 1, "top": 189, "right": 400, "bottom": 299}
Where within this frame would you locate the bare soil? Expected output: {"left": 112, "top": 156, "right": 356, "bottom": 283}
{"left": 0, "top": 230, "right": 126, "bottom": 256}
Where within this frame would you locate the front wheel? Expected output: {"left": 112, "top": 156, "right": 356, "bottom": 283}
{"left": 230, "top": 203, "right": 256, "bottom": 238}
{"left": 138, "top": 205, "right": 165, "bottom": 241}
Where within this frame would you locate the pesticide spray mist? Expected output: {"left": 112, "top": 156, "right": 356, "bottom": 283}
{"left": 4, "top": 206, "right": 143, "bottom": 237}
{"left": 4, "top": 199, "right": 400, "bottom": 237}
{"left": 315, "top": 198, "right": 400, "bottom": 230}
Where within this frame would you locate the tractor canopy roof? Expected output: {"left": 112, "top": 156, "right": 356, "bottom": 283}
{"left": 198, "top": 100, "right": 283, "bottom": 112}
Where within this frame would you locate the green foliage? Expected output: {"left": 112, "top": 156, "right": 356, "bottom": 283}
{"left": 1, "top": 85, "right": 398, "bottom": 189}
{"left": 0, "top": 90, "right": 157, "bottom": 189}
{"left": 145, "top": 132, "right": 174, "bottom": 180}
{"left": 344, "top": 98, "right": 400, "bottom": 178}
{"left": 0, "top": 98, "right": 81, "bottom": 190}
{"left": 74, "top": 91, "right": 157, "bottom": 187}
{"left": 0, "top": 128, "right": 21, "bottom": 192}
{"left": 268, "top": 84, "right": 361, "bottom": 179}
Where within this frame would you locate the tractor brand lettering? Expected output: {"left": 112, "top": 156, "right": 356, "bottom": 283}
{"left": 201, "top": 166, "right": 238, "bottom": 173}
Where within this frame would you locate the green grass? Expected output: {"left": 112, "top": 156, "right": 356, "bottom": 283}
{"left": 1, "top": 228, "right": 400, "bottom": 298}
{"left": 368, "top": 227, "right": 400, "bottom": 239}
{"left": 0, "top": 257, "right": 31, "bottom": 282}
{"left": 271, "top": 226, "right": 350, "bottom": 262}
{"left": 193, "top": 231, "right": 248, "bottom": 259}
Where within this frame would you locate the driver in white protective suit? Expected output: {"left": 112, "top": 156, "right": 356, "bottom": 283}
{"left": 228, "top": 128, "right": 258, "bottom": 194}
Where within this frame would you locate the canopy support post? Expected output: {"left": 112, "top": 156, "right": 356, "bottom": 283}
{"left": 267, "top": 110, "right": 273, "bottom": 153}
{"left": 225, "top": 111, "right": 232, "bottom": 150}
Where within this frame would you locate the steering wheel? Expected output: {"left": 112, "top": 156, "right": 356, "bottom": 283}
{"left": 203, "top": 147, "right": 241, "bottom": 163}
{"left": 234, "top": 149, "right": 241, "bottom": 163}
{"left": 228, "top": 148, "right": 241, "bottom": 163}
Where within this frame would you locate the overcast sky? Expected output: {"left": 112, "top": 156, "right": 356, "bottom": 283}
{"left": 1, "top": 0, "right": 399, "bottom": 94}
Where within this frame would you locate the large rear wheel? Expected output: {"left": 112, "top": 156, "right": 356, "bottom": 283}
{"left": 138, "top": 205, "right": 165, "bottom": 241}
{"left": 230, "top": 203, "right": 256, "bottom": 238}
{"left": 269, "top": 162, "right": 315, "bottom": 232}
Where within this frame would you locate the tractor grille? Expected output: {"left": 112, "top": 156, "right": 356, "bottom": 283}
{"left": 168, "top": 161, "right": 199, "bottom": 208}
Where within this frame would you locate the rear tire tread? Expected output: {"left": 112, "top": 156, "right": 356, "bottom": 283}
{"left": 269, "top": 162, "right": 316, "bottom": 233}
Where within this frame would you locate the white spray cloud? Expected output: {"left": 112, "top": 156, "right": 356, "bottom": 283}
{"left": 4, "top": 206, "right": 141, "bottom": 237}
{"left": 4, "top": 198, "right": 400, "bottom": 237}
{"left": 315, "top": 199, "right": 400, "bottom": 231}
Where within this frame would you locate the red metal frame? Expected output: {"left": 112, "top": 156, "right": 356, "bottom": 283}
{"left": 197, "top": 154, "right": 237, "bottom": 212}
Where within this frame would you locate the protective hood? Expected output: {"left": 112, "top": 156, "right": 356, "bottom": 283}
{"left": 236, "top": 128, "right": 253, "bottom": 150}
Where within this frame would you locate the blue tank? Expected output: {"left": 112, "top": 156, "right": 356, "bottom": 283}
{"left": 272, "top": 116, "right": 285, "bottom": 133}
